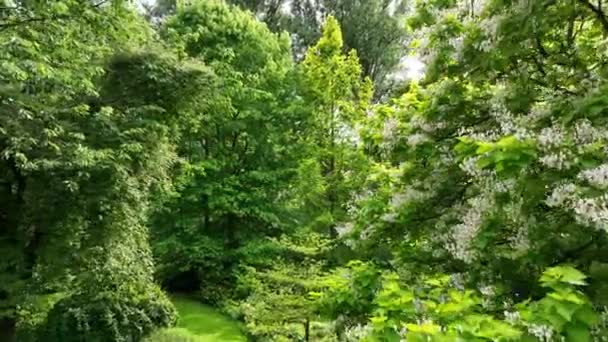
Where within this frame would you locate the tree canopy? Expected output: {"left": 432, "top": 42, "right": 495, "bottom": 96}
{"left": 2, "top": 0, "right": 608, "bottom": 341}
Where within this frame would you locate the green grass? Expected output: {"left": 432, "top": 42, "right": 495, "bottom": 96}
{"left": 146, "top": 296, "right": 247, "bottom": 342}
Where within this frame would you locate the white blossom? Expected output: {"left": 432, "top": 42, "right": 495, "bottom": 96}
{"left": 591, "top": 306, "right": 608, "bottom": 341}
{"left": 573, "top": 195, "right": 608, "bottom": 231}
{"left": 460, "top": 157, "right": 482, "bottom": 177}
{"left": 447, "top": 194, "right": 494, "bottom": 263}
{"left": 504, "top": 311, "right": 520, "bottom": 324}
{"left": 336, "top": 222, "right": 354, "bottom": 238}
{"left": 478, "top": 15, "right": 503, "bottom": 38}
{"left": 380, "top": 212, "right": 398, "bottom": 223}
{"left": 344, "top": 324, "right": 373, "bottom": 341}
{"left": 360, "top": 226, "right": 376, "bottom": 241}
{"left": 573, "top": 119, "right": 603, "bottom": 145}
{"left": 527, "top": 324, "right": 554, "bottom": 342}
{"left": 538, "top": 125, "right": 564, "bottom": 150}
{"left": 479, "top": 285, "right": 496, "bottom": 297}
{"left": 540, "top": 151, "right": 574, "bottom": 170}
{"left": 449, "top": 36, "right": 465, "bottom": 60}
{"left": 407, "top": 133, "right": 430, "bottom": 147}
{"left": 389, "top": 187, "right": 428, "bottom": 209}
{"left": 545, "top": 183, "right": 578, "bottom": 207}
{"left": 410, "top": 115, "right": 445, "bottom": 133}
{"left": 450, "top": 273, "right": 466, "bottom": 290}
{"left": 494, "top": 179, "right": 517, "bottom": 193}
{"left": 383, "top": 117, "right": 399, "bottom": 143}
{"left": 510, "top": 224, "right": 531, "bottom": 253}
{"left": 528, "top": 104, "right": 551, "bottom": 122}
{"left": 579, "top": 164, "right": 608, "bottom": 189}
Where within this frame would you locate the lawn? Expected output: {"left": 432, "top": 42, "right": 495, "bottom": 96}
{"left": 146, "top": 296, "right": 247, "bottom": 342}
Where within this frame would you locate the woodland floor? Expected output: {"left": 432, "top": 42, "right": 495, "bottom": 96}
{"left": 163, "top": 295, "right": 247, "bottom": 342}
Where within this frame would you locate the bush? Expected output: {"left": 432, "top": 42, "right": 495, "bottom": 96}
{"left": 38, "top": 285, "right": 177, "bottom": 342}
{"left": 15, "top": 293, "right": 67, "bottom": 342}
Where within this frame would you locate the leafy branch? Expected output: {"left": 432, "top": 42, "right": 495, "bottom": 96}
{"left": 577, "top": 0, "right": 608, "bottom": 33}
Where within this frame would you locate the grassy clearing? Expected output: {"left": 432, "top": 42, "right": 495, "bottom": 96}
{"left": 146, "top": 296, "right": 247, "bottom": 342}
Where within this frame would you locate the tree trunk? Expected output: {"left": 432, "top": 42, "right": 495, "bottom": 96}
{"left": 304, "top": 318, "right": 310, "bottom": 342}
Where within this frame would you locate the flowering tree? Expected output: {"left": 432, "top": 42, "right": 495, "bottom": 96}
{"left": 343, "top": 0, "right": 608, "bottom": 295}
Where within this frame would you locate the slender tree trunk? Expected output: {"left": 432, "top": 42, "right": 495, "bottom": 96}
{"left": 304, "top": 318, "right": 310, "bottom": 342}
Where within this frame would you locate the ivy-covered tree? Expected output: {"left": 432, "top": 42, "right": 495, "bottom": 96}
{"left": 0, "top": 1, "right": 213, "bottom": 340}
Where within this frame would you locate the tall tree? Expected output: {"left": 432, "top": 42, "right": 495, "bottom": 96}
{"left": 0, "top": 1, "right": 211, "bottom": 340}
{"left": 151, "top": 0, "right": 308, "bottom": 297}
{"left": 300, "top": 16, "right": 372, "bottom": 236}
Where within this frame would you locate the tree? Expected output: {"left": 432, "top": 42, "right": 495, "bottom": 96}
{"left": 340, "top": 0, "right": 608, "bottom": 308}
{"left": 0, "top": 2, "right": 213, "bottom": 340}
{"left": 151, "top": 0, "right": 309, "bottom": 298}
{"left": 299, "top": 15, "right": 372, "bottom": 237}
{"left": 322, "top": 0, "right": 408, "bottom": 91}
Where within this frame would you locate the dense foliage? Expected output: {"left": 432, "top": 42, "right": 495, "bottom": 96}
{"left": 2, "top": 0, "right": 608, "bottom": 341}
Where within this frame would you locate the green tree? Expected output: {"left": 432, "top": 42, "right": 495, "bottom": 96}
{"left": 300, "top": 15, "right": 371, "bottom": 237}
{"left": 342, "top": 0, "right": 608, "bottom": 312}
{"left": 151, "top": 0, "right": 309, "bottom": 299}
{"left": 0, "top": 2, "right": 213, "bottom": 340}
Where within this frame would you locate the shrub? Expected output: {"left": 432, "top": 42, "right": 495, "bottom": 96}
{"left": 15, "top": 293, "right": 67, "bottom": 342}
{"left": 39, "top": 284, "right": 177, "bottom": 342}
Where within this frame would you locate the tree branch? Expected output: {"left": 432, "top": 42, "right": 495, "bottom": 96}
{"left": 577, "top": 0, "right": 608, "bottom": 33}
{"left": 0, "top": 17, "right": 47, "bottom": 30}
{"left": 0, "top": 1, "right": 112, "bottom": 31}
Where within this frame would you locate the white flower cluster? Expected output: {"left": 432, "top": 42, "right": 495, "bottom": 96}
{"left": 573, "top": 119, "right": 605, "bottom": 145}
{"left": 527, "top": 324, "right": 554, "bottom": 342}
{"left": 538, "top": 125, "right": 564, "bottom": 150}
{"left": 380, "top": 212, "right": 398, "bottom": 223}
{"left": 540, "top": 151, "right": 574, "bottom": 170}
{"left": 573, "top": 195, "right": 608, "bottom": 232}
{"left": 407, "top": 133, "right": 430, "bottom": 147}
{"left": 382, "top": 117, "right": 399, "bottom": 146}
{"left": 389, "top": 187, "right": 429, "bottom": 210}
{"left": 410, "top": 115, "right": 446, "bottom": 133}
{"left": 527, "top": 104, "right": 551, "bottom": 122}
{"left": 343, "top": 323, "right": 373, "bottom": 341}
{"left": 449, "top": 273, "right": 466, "bottom": 290}
{"left": 479, "top": 284, "right": 496, "bottom": 297}
{"left": 579, "top": 164, "right": 608, "bottom": 189}
{"left": 359, "top": 225, "right": 376, "bottom": 241}
{"left": 478, "top": 14, "right": 503, "bottom": 39}
{"left": 545, "top": 183, "right": 578, "bottom": 207}
{"left": 336, "top": 222, "right": 355, "bottom": 238}
{"left": 460, "top": 157, "right": 490, "bottom": 178}
{"left": 459, "top": 128, "right": 501, "bottom": 142}
{"left": 346, "top": 189, "right": 374, "bottom": 215}
{"left": 449, "top": 36, "right": 465, "bottom": 60}
{"left": 489, "top": 103, "right": 531, "bottom": 139}
{"left": 494, "top": 178, "right": 517, "bottom": 193}
{"left": 510, "top": 223, "right": 531, "bottom": 253}
{"left": 469, "top": 0, "right": 489, "bottom": 16}
{"left": 501, "top": 198, "right": 531, "bottom": 252}
{"left": 447, "top": 194, "right": 495, "bottom": 263}
{"left": 503, "top": 311, "right": 520, "bottom": 324}
{"left": 591, "top": 306, "right": 608, "bottom": 341}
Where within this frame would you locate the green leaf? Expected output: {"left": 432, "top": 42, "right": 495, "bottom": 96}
{"left": 565, "top": 323, "right": 591, "bottom": 342}
{"left": 574, "top": 306, "right": 599, "bottom": 326}
{"left": 541, "top": 266, "right": 588, "bottom": 286}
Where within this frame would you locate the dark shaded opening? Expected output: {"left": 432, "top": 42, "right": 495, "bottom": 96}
{"left": 0, "top": 318, "right": 15, "bottom": 342}
{"left": 163, "top": 270, "right": 201, "bottom": 293}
